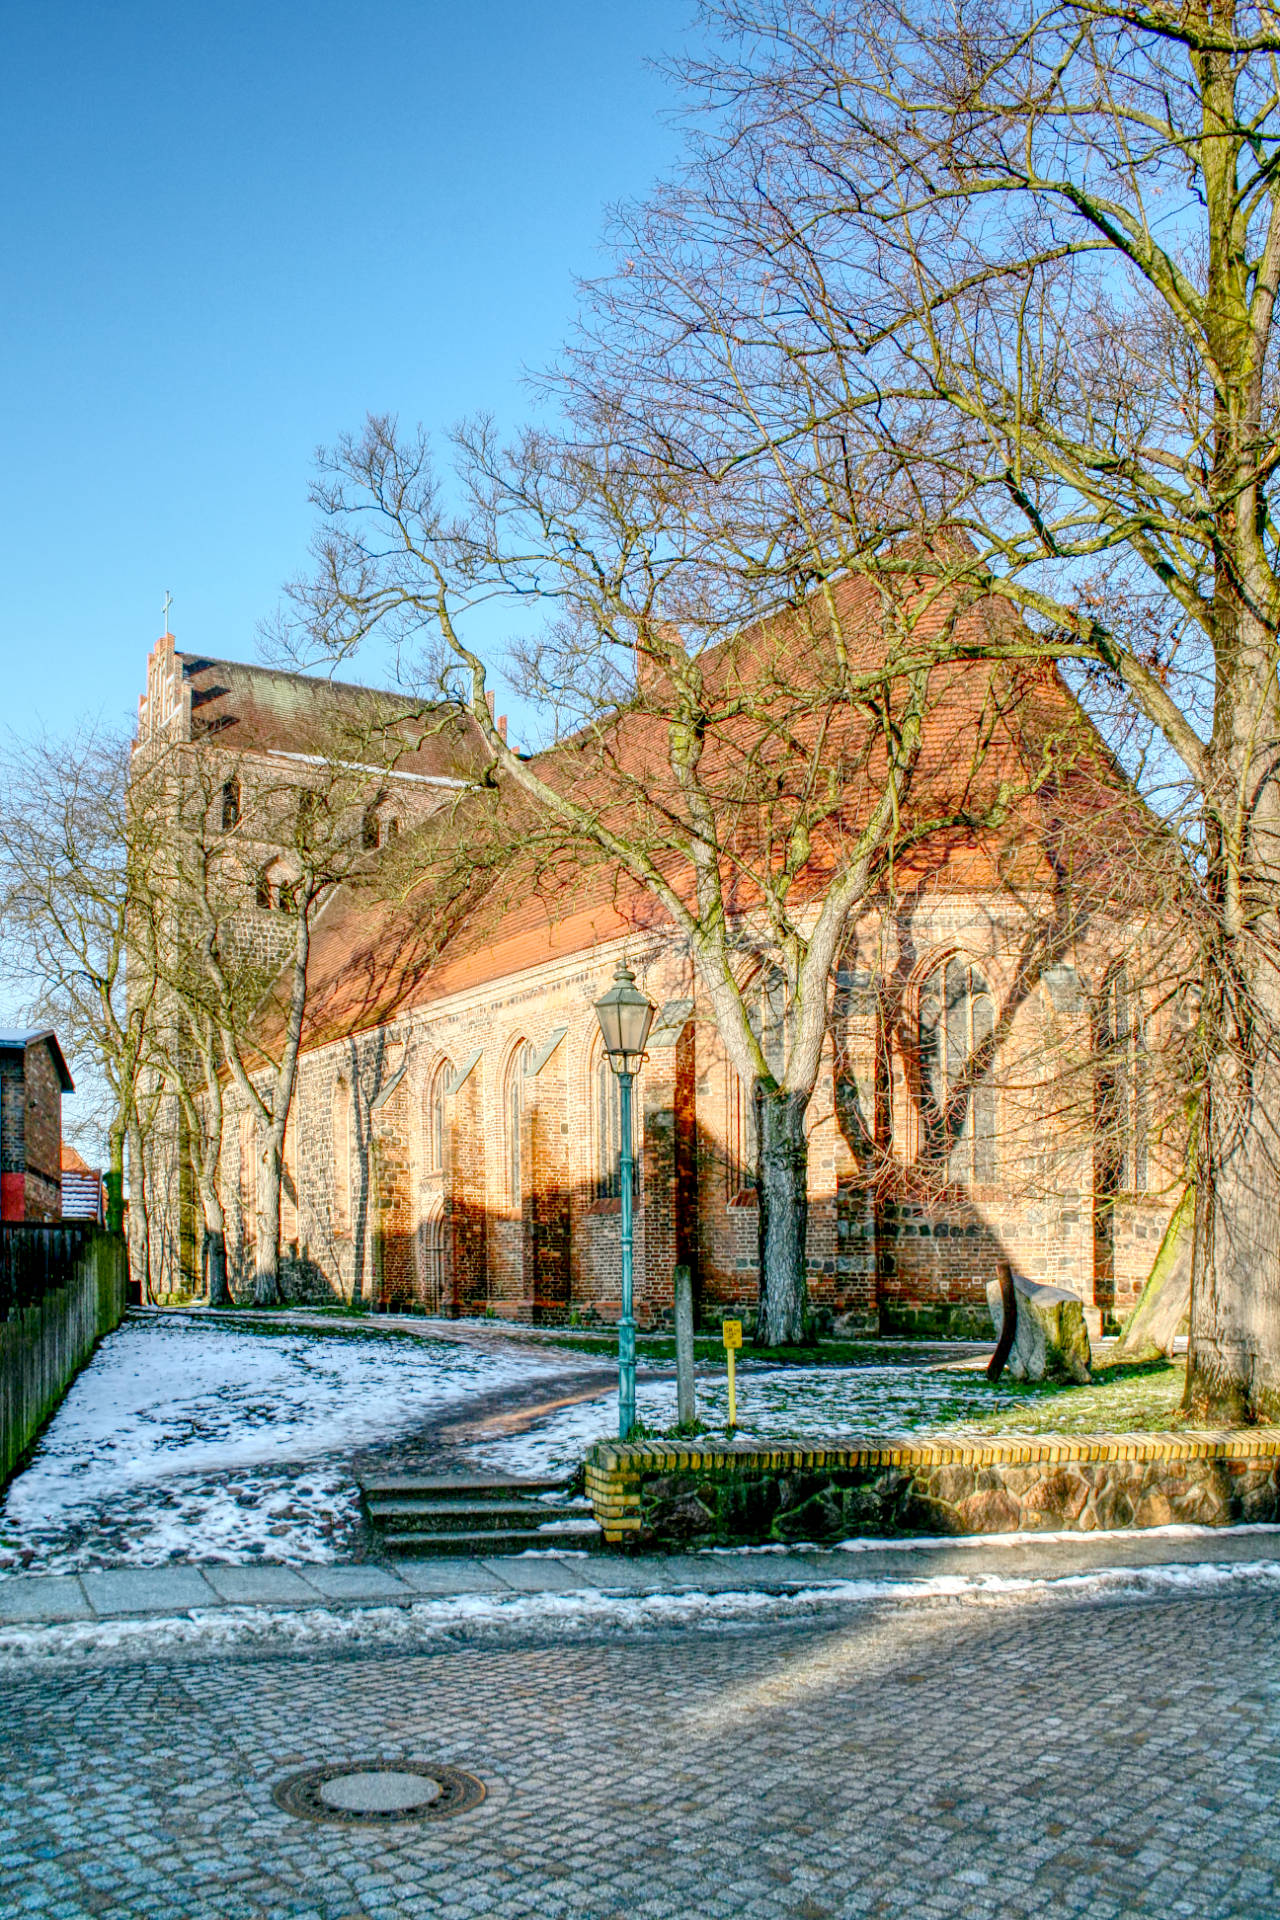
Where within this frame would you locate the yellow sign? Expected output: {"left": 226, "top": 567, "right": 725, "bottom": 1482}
{"left": 723, "top": 1320, "right": 741, "bottom": 1427}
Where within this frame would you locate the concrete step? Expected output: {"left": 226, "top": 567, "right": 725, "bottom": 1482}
{"left": 381, "top": 1524, "right": 605, "bottom": 1557}
{"left": 368, "top": 1497, "right": 590, "bottom": 1534}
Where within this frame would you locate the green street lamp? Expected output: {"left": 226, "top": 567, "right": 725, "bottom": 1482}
{"left": 593, "top": 961, "right": 655, "bottom": 1441}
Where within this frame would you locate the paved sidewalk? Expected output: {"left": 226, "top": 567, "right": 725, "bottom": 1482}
{"left": 1, "top": 1522, "right": 1278, "bottom": 1629}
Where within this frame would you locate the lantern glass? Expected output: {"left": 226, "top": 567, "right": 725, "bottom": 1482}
{"left": 593, "top": 963, "right": 655, "bottom": 1070}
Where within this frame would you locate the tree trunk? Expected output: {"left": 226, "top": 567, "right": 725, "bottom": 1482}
{"left": 1184, "top": 600, "right": 1280, "bottom": 1422}
{"left": 1187, "top": 1036, "right": 1280, "bottom": 1421}
{"left": 755, "top": 1088, "right": 809, "bottom": 1345}
{"left": 204, "top": 1228, "right": 230, "bottom": 1306}
{"left": 199, "top": 1181, "right": 231, "bottom": 1307}
{"left": 254, "top": 1141, "right": 283, "bottom": 1306}
{"left": 125, "top": 1112, "right": 155, "bottom": 1303}
{"left": 105, "top": 1122, "right": 125, "bottom": 1235}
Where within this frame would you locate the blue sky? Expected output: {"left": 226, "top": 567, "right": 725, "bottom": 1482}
{"left": 0, "top": 1, "right": 692, "bottom": 739}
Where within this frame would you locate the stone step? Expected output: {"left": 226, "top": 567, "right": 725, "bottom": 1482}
{"left": 360, "top": 1474, "right": 569, "bottom": 1500}
{"left": 381, "top": 1524, "right": 605, "bottom": 1557}
{"left": 359, "top": 1472, "right": 598, "bottom": 1558}
{"left": 367, "top": 1497, "right": 591, "bottom": 1534}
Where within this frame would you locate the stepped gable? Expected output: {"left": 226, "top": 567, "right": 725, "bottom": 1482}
{"left": 270, "top": 573, "right": 1155, "bottom": 1052}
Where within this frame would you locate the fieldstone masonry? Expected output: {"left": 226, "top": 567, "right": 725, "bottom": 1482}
{"left": 585, "top": 1429, "right": 1280, "bottom": 1547}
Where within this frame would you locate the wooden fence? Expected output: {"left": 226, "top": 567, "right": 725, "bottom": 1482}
{"left": 0, "top": 1225, "right": 127, "bottom": 1487}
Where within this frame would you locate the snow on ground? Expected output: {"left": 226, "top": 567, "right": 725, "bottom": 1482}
{"left": 0, "top": 1313, "right": 590, "bottom": 1575}
{"left": 474, "top": 1362, "right": 1025, "bottom": 1478}
{"left": 5, "top": 1553, "right": 1280, "bottom": 1669}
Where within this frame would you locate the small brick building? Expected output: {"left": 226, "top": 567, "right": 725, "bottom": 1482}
{"left": 0, "top": 1031, "right": 73, "bottom": 1224}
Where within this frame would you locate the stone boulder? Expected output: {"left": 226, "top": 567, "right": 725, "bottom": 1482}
{"left": 986, "top": 1272, "right": 1092, "bottom": 1383}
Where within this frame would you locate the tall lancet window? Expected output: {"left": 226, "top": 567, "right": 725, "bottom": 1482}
{"left": 505, "top": 1044, "right": 531, "bottom": 1208}
{"left": 594, "top": 1045, "right": 641, "bottom": 1199}
{"left": 1096, "top": 969, "right": 1148, "bottom": 1195}
{"left": 425, "top": 1060, "right": 452, "bottom": 1174}
{"left": 919, "top": 956, "right": 997, "bottom": 1185}
{"left": 725, "top": 968, "right": 788, "bottom": 1197}
{"left": 332, "top": 1080, "right": 351, "bottom": 1233}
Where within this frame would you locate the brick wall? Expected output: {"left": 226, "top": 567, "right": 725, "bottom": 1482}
{"left": 0, "top": 1041, "right": 63, "bottom": 1225}
{"left": 201, "top": 898, "right": 1178, "bottom": 1332}
{"left": 0, "top": 1057, "right": 23, "bottom": 1223}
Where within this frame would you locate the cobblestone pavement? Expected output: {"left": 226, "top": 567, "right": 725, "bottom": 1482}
{"left": 2, "top": 1582, "right": 1278, "bottom": 1920}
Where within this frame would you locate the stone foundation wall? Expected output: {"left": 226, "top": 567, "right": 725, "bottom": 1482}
{"left": 585, "top": 1431, "right": 1280, "bottom": 1548}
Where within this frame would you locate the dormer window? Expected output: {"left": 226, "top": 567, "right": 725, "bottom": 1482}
{"left": 221, "top": 778, "right": 241, "bottom": 831}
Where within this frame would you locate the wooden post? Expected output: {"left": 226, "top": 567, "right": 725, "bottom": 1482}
{"left": 674, "top": 1264, "right": 696, "bottom": 1426}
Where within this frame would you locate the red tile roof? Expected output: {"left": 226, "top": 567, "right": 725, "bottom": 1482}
{"left": 257, "top": 576, "right": 1156, "bottom": 1054}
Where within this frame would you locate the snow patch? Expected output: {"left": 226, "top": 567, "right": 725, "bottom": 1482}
{"left": 3, "top": 1555, "right": 1280, "bottom": 1668}
{"left": 473, "top": 1363, "right": 1024, "bottom": 1478}
{"left": 0, "top": 1315, "right": 584, "bottom": 1575}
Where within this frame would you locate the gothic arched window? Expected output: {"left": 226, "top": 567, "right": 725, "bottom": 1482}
{"left": 332, "top": 1080, "right": 351, "bottom": 1233}
{"left": 239, "top": 1111, "right": 257, "bottom": 1249}
{"left": 593, "top": 1042, "right": 642, "bottom": 1201}
{"left": 726, "top": 968, "right": 789, "bottom": 1197}
{"left": 281, "top": 1108, "right": 299, "bottom": 1247}
{"left": 1096, "top": 969, "right": 1148, "bottom": 1195}
{"left": 256, "top": 863, "right": 295, "bottom": 913}
{"left": 420, "top": 1207, "right": 447, "bottom": 1307}
{"left": 425, "top": 1059, "right": 452, "bottom": 1174}
{"left": 221, "top": 777, "right": 241, "bottom": 831}
{"left": 918, "top": 956, "right": 997, "bottom": 1185}
{"left": 505, "top": 1044, "right": 531, "bottom": 1207}
{"left": 596, "top": 1049, "right": 620, "bottom": 1198}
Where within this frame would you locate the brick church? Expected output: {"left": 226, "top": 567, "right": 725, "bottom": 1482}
{"left": 134, "top": 586, "right": 1177, "bottom": 1337}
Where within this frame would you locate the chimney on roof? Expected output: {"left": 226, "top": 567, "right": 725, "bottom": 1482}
{"left": 497, "top": 714, "right": 507, "bottom": 743}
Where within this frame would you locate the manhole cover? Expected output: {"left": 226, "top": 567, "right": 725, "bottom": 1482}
{"left": 272, "top": 1761, "right": 486, "bottom": 1825}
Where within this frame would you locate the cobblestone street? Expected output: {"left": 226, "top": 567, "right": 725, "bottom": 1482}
{"left": 2, "top": 1583, "right": 1277, "bottom": 1919}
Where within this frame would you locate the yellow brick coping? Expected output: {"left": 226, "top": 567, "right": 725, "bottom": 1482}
{"left": 586, "top": 1427, "right": 1280, "bottom": 1477}
{"left": 585, "top": 1428, "right": 1280, "bottom": 1543}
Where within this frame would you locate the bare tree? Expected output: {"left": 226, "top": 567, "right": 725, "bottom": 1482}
{"left": 0, "top": 723, "right": 163, "bottom": 1290}
{"left": 506, "top": 0, "right": 1280, "bottom": 1417}
{"left": 281, "top": 418, "right": 1108, "bottom": 1342}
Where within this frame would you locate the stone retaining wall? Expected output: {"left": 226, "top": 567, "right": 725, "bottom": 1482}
{"left": 585, "top": 1430, "right": 1280, "bottom": 1548}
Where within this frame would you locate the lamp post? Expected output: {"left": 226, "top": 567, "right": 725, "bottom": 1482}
{"left": 593, "top": 961, "right": 655, "bottom": 1441}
